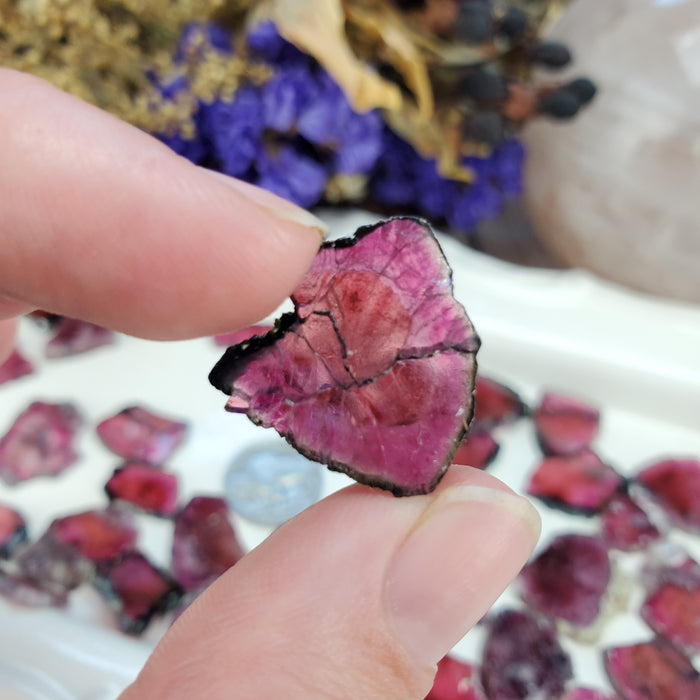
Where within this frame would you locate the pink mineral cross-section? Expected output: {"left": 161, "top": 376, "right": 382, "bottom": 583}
{"left": 210, "top": 218, "right": 480, "bottom": 496}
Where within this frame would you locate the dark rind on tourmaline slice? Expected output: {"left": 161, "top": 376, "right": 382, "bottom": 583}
{"left": 210, "top": 217, "right": 480, "bottom": 497}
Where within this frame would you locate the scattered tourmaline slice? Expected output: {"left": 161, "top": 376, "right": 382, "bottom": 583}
{"left": 171, "top": 496, "right": 245, "bottom": 591}
{"left": 0, "top": 401, "right": 82, "bottom": 485}
{"left": 95, "top": 551, "right": 182, "bottom": 635}
{"left": 427, "top": 656, "right": 487, "bottom": 700}
{"left": 481, "top": 608, "right": 573, "bottom": 700}
{"left": 532, "top": 392, "right": 599, "bottom": 456}
{"left": 452, "top": 431, "right": 499, "bottom": 470}
{"left": 0, "top": 504, "right": 27, "bottom": 558}
{"left": 519, "top": 533, "right": 611, "bottom": 627}
{"left": 105, "top": 463, "right": 179, "bottom": 516}
{"left": 601, "top": 492, "right": 661, "bottom": 552}
{"left": 635, "top": 458, "right": 700, "bottom": 533}
{"left": 0, "top": 566, "right": 68, "bottom": 608}
{"left": 49, "top": 508, "right": 138, "bottom": 561}
{"left": 210, "top": 217, "right": 480, "bottom": 496}
{"left": 224, "top": 442, "right": 323, "bottom": 525}
{"left": 526, "top": 450, "right": 624, "bottom": 514}
{"left": 604, "top": 637, "right": 700, "bottom": 700}
{"left": 0, "top": 349, "right": 34, "bottom": 385}
{"left": 472, "top": 376, "right": 527, "bottom": 431}
{"left": 45, "top": 317, "right": 115, "bottom": 358}
{"left": 560, "top": 689, "right": 616, "bottom": 700}
{"left": 214, "top": 324, "right": 274, "bottom": 347}
{"left": 96, "top": 406, "right": 187, "bottom": 465}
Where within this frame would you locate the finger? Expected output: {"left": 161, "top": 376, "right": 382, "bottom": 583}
{"left": 121, "top": 467, "right": 540, "bottom": 699}
{"left": 0, "top": 297, "right": 35, "bottom": 321}
{"left": 0, "top": 69, "right": 325, "bottom": 340}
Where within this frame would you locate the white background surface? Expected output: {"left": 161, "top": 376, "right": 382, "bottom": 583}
{"left": 0, "top": 210, "right": 699, "bottom": 698}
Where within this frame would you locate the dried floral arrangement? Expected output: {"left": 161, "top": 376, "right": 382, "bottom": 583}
{"left": 0, "top": 0, "right": 594, "bottom": 237}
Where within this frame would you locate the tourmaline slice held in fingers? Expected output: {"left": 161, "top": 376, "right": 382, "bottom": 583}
{"left": 519, "top": 533, "right": 611, "bottom": 627}
{"left": 481, "top": 609, "right": 573, "bottom": 700}
{"left": 472, "top": 376, "right": 527, "bottom": 431}
{"left": 210, "top": 217, "right": 480, "bottom": 496}
{"left": 172, "top": 496, "right": 245, "bottom": 591}
{"left": 0, "top": 349, "right": 34, "bottom": 385}
{"left": 0, "top": 401, "right": 82, "bottom": 485}
{"left": 0, "top": 504, "right": 27, "bottom": 558}
{"left": 105, "top": 463, "right": 179, "bottom": 516}
{"left": 97, "top": 406, "right": 187, "bottom": 465}
{"left": 526, "top": 450, "right": 624, "bottom": 514}
{"left": 635, "top": 458, "right": 700, "bottom": 533}
{"left": 214, "top": 324, "right": 273, "bottom": 347}
{"left": 532, "top": 392, "right": 600, "bottom": 456}
{"left": 452, "top": 431, "right": 499, "bottom": 470}
{"left": 96, "top": 551, "right": 182, "bottom": 635}
{"left": 604, "top": 637, "right": 700, "bottom": 700}
{"left": 46, "top": 317, "right": 114, "bottom": 358}
{"left": 601, "top": 492, "right": 661, "bottom": 552}
{"left": 427, "top": 656, "right": 487, "bottom": 700}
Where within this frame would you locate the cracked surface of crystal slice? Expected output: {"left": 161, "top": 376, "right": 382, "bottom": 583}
{"left": 0, "top": 401, "right": 82, "bottom": 485}
{"left": 210, "top": 217, "right": 480, "bottom": 496}
{"left": 224, "top": 442, "right": 323, "bottom": 525}
{"left": 533, "top": 391, "right": 599, "bottom": 456}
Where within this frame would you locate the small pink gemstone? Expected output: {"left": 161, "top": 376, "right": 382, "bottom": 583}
{"left": 0, "top": 504, "right": 27, "bottom": 558}
{"left": 0, "top": 568, "right": 68, "bottom": 608}
{"left": 427, "top": 656, "right": 486, "bottom": 700}
{"left": 0, "top": 349, "right": 34, "bottom": 385}
{"left": 472, "top": 376, "right": 526, "bottom": 431}
{"left": 214, "top": 324, "right": 273, "bottom": 347}
{"left": 533, "top": 392, "right": 599, "bottom": 456}
{"left": 636, "top": 458, "right": 700, "bottom": 533}
{"left": 561, "top": 689, "right": 616, "bottom": 700}
{"left": 452, "top": 431, "right": 499, "bottom": 470}
{"left": 97, "top": 406, "right": 187, "bottom": 464}
{"left": 46, "top": 317, "right": 114, "bottom": 358}
{"left": 601, "top": 492, "right": 661, "bottom": 551}
{"left": 105, "top": 463, "right": 179, "bottom": 516}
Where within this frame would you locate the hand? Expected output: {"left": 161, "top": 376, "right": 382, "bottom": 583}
{"left": 1, "top": 69, "right": 540, "bottom": 699}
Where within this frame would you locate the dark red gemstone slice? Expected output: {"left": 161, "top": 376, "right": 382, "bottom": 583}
{"left": 533, "top": 392, "right": 599, "bottom": 456}
{"left": 45, "top": 317, "right": 114, "bottom": 358}
{"left": 97, "top": 406, "right": 187, "bottom": 465}
{"left": 0, "top": 401, "right": 82, "bottom": 485}
{"left": 96, "top": 551, "right": 182, "bottom": 635}
{"left": 210, "top": 217, "right": 480, "bottom": 496}
{"left": 214, "top": 324, "right": 274, "bottom": 347}
{"left": 427, "top": 656, "right": 487, "bottom": 700}
{"left": 526, "top": 450, "right": 624, "bottom": 514}
{"left": 0, "top": 349, "right": 34, "bottom": 385}
{"left": 635, "top": 458, "right": 700, "bottom": 533}
{"left": 472, "top": 376, "right": 527, "bottom": 431}
{"left": 604, "top": 637, "right": 700, "bottom": 700}
{"left": 171, "top": 496, "right": 245, "bottom": 591}
{"left": 601, "top": 492, "right": 661, "bottom": 552}
{"left": 481, "top": 608, "right": 573, "bottom": 700}
{"left": 105, "top": 463, "right": 179, "bottom": 516}
{"left": 452, "top": 431, "right": 499, "bottom": 470}
{"left": 519, "top": 533, "right": 611, "bottom": 627}
{"left": 0, "top": 504, "right": 27, "bottom": 558}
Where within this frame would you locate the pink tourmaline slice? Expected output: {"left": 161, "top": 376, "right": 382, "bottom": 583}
{"left": 526, "top": 450, "right": 624, "bottom": 514}
{"left": 452, "top": 431, "right": 499, "bottom": 470}
{"left": 481, "top": 609, "right": 572, "bottom": 700}
{"left": 214, "top": 324, "right": 273, "bottom": 347}
{"left": 0, "top": 401, "right": 82, "bottom": 485}
{"left": 0, "top": 567, "right": 68, "bottom": 608}
{"left": 210, "top": 218, "right": 480, "bottom": 496}
{"left": 604, "top": 637, "right": 700, "bottom": 700}
{"left": 96, "top": 551, "right": 182, "bottom": 635}
{"left": 519, "top": 533, "right": 611, "bottom": 627}
{"left": 427, "top": 656, "right": 487, "bottom": 700}
{"left": 472, "top": 376, "right": 527, "bottom": 431}
{"left": 49, "top": 508, "right": 138, "bottom": 561}
{"left": 560, "top": 689, "right": 616, "bottom": 700}
{"left": 533, "top": 392, "right": 600, "bottom": 456}
{"left": 0, "top": 504, "right": 27, "bottom": 558}
{"left": 171, "top": 496, "right": 245, "bottom": 591}
{"left": 105, "top": 463, "right": 179, "bottom": 516}
{"left": 601, "top": 492, "right": 661, "bottom": 552}
{"left": 45, "top": 317, "right": 114, "bottom": 358}
{"left": 635, "top": 458, "right": 700, "bottom": 533}
{"left": 0, "top": 349, "right": 34, "bottom": 385}
{"left": 97, "top": 406, "right": 187, "bottom": 465}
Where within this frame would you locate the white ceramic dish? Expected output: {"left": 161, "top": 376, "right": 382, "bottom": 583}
{"left": 1, "top": 210, "right": 698, "bottom": 698}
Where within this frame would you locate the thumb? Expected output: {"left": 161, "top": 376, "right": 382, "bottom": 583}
{"left": 121, "top": 467, "right": 540, "bottom": 699}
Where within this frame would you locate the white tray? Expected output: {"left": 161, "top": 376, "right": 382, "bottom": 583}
{"left": 1, "top": 210, "right": 699, "bottom": 698}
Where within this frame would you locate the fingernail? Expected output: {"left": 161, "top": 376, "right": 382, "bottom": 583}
{"left": 199, "top": 168, "right": 328, "bottom": 238}
{"left": 384, "top": 485, "right": 540, "bottom": 667}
